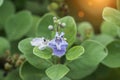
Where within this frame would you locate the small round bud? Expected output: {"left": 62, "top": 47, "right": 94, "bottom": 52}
{"left": 19, "top": 55, "right": 25, "bottom": 61}
{"left": 13, "top": 54, "right": 19, "bottom": 61}
{"left": 60, "top": 23, "right": 66, "bottom": 28}
{"left": 48, "top": 2, "right": 59, "bottom": 11}
{"left": 64, "top": 38, "right": 67, "bottom": 41}
{"left": 58, "top": 21, "right": 62, "bottom": 25}
{"left": 53, "top": 17, "right": 57, "bottom": 20}
{"left": 5, "top": 50, "right": 11, "bottom": 56}
{"left": 15, "top": 60, "right": 22, "bottom": 67}
{"left": 53, "top": 17, "right": 58, "bottom": 23}
{"left": 48, "top": 25, "right": 54, "bottom": 30}
{"left": 61, "top": 23, "right": 66, "bottom": 27}
{"left": 57, "top": 20, "right": 60, "bottom": 23}
{"left": 4, "top": 63, "right": 12, "bottom": 70}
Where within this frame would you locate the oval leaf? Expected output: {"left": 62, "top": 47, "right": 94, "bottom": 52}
{"left": 20, "top": 62, "right": 44, "bottom": 80}
{"left": 60, "top": 16, "right": 77, "bottom": 48}
{"left": 103, "top": 7, "right": 120, "bottom": 26}
{"left": 101, "top": 21, "right": 119, "bottom": 37}
{"left": 46, "top": 64, "right": 69, "bottom": 80}
{"left": 0, "top": 37, "right": 10, "bottom": 55}
{"left": 4, "top": 69, "right": 21, "bottom": 80}
{"left": 0, "top": 70, "right": 5, "bottom": 80}
{"left": 66, "top": 46, "right": 84, "bottom": 60}
{"left": 18, "top": 38, "right": 52, "bottom": 70}
{"left": 102, "top": 40, "right": 120, "bottom": 68}
{"left": 5, "top": 11, "right": 33, "bottom": 41}
{"left": 0, "top": 0, "right": 3, "bottom": 7}
{"left": 92, "top": 34, "right": 114, "bottom": 46}
{"left": 67, "top": 40, "right": 108, "bottom": 80}
{"left": 33, "top": 47, "right": 52, "bottom": 59}
{"left": 37, "top": 13, "right": 54, "bottom": 39}
{"left": 0, "top": 1, "right": 15, "bottom": 28}
{"left": 26, "top": 15, "right": 40, "bottom": 37}
{"left": 41, "top": 77, "right": 71, "bottom": 80}
{"left": 78, "top": 22, "right": 94, "bottom": 39}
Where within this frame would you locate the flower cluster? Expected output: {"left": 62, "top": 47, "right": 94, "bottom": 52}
{"left": 31, "top": 17, "right": 68, "bottom": 57}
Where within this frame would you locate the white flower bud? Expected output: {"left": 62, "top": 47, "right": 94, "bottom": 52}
{"left": 61, "top": 23, "right": 66, "bottom": 27}
{"left": 57, "top": 20, "right": 60, "bottom": 23}
{"left": 58, "top": 21, "right": 62, "bottom": 25}
{"left": 53, "top": 17, "right": 57, "bottom": 20}
{"left": 48, "top": 25, "right": 54, "bottom": 30}
{"left": 64, "top": 38, "right": 67, "bottom": 41}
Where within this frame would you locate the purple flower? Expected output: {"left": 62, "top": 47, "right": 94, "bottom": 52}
{"left": 48, "top": 32, "right": 68, "bottom": 57}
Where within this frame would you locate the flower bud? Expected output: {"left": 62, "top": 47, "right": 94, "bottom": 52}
{"left": 48, "top": 25, "right": 54, "bottom": 30}
{"left": 64, "top": 38, "right": 67, "bottom": 41}
{"left": 53, "top": 17, "right": 57, "bottom": 21}
{"left": 15, "top": 60, "right": 22, "bottom": 67}
{"left": 4, "top": 63, "right": 12, "bottom": 71}
{"left": 61, "top": 23, "right": 66, "bottom": 27}
{"left": 48, "top": 2, "right": 59, "bottom": 11}
{"left": 19, "top": 55, "right": 25, "bottom": 61}
{"left": 60, "top": 23, "right": 66, "bottom": 28}
{"left": 58, "top": 21, "right": 62, "bottom": 25}
{"left": 13, "top": 54, "right": 19, "bottom": 61}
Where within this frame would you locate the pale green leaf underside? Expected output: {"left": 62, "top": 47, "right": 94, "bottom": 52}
{"left": 66, "top": 46, "right": 84, "bottom": 60}
{"left": 46, "top": 64, "right": 69, "bottom": 80}
{"left": 33, "top": 47, "right": 52, "bottom": 59}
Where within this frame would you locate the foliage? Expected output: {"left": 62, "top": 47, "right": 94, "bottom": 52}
{"left": 0, "top": 0, "right": 120, "bottom": 80}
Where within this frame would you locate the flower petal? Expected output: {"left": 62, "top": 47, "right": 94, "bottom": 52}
{"left": 31, "top": 38, "right": 42, "bottom": 46}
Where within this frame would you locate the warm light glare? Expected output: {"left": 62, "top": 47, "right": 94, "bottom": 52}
{"left": 88, "top": 1, "right": 93, "bottom": 6}
{"left": 78, "top": 11, "right": 85, "bottom": 18}
{"left": 88, "top": 0, "right": 111, "bottom": 7}
{"left": 77, "top": 0, "right": 114, "bottom": 18}
{"left": 94, "top": 0, "right": 106, "bottom": 3}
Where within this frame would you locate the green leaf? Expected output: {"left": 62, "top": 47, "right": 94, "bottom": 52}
{"left": 92, "top": 34, "right": 114, "bottom": 46}
{"left": 41, "top": 77, "right": 71, "bottom": 80}
{"left": 102, "top": 40, "right": 120, "bottom": 68}
{"left": 78, "top": 22, "right": 94, "bottom": 40}
{"left": 61, "top": 77, "right": 71, "bottom": 80}
{"left": 0, "top": 70, "right": 5, "bottom": 80}
{"left": 26, "top": 15, "right": 40, "bottom": 37}
{"left": 26, "top": 0, "right": 49, "bottom": 14}
{"left": 33, "top": 47, "right": 52, "bottom": 59}
{"left": 5, "top": 69, "right": 21, "bottom": 80}
{"left": 41, "top": 77, "right": 50, "bottom": 80}
{"left": 20, "top": 62, "right": 44, "bottom": 80}
{"left": 46, "top": 64, "right": 70, "bottom": 80}
{"left": 0, "top": 1, "right": 15, "bottom": 29}
{"left": 102, "top": 7, "right": 120, "bottom": 27}
{"left": 60, "top": 16, "right": 77, "bottom": 48}
{"left": 5, "top": 11, "right": 33, "bottom": 41}
{"left": 101, "top": 21, "right": 119, "bottom": 37}
{"left": 67, "top": 40, "right": 108, "bottom": 80}
{"left": 18, "top": 38, "right": 52, "bottom": 70}
{"left": 37, "top": 13, "right": 54, "bottom": 39}
{"left": 66, "top": 46, "right": 84, "bottom": 60}
{"left": 0, "top": 0, "right": 3, "bottom": 7}
{"left": 82, "top": 64, "right": 112, "bottom": 80}
{"left": 0, "top": 37, "right": 10, "bottom": 55}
